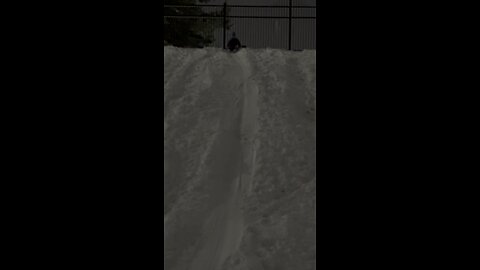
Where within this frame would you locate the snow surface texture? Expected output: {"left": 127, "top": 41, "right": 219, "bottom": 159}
{"left": 164, "top": 46, "right": 316, "bottom": 270}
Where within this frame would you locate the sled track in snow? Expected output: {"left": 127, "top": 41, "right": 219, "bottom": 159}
{"left": 164, "top": 46, "right": 316, "bottom": 270}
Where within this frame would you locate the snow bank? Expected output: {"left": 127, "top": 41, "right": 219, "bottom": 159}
{"left": 164, "top": 46, "right": 316, "bottom": 270}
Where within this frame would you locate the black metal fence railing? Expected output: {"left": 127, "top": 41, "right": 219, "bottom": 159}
{"left": 164, "top": 2, "right": 316, "bottom": 50}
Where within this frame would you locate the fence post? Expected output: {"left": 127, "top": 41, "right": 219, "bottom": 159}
{"left": 288, "top": 0, "right": 292, "bottom": 50}
{"left": 223, "top": 2, "right": 227, "bottom": 49}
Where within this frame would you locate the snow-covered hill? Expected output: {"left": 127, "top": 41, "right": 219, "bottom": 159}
{"left": 164, "top": 46, "right": 316, "bottom": 270}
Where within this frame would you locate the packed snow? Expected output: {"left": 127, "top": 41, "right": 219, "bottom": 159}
{"left": 164, "top": 46, "right": 316, "bottom": 270}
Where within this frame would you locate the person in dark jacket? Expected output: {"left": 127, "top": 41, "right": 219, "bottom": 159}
{"left": 227, "top": 32, "right": 241, "bottom": 52}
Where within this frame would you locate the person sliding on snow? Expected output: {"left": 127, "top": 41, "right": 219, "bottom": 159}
{"left": 227, "top": 32, "right": 241, "bottom": 52}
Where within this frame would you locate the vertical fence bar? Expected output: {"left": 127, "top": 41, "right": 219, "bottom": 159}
{"left": 223, "top": 2, "right": 227, "bottom": 49}
{"left": 288, "top": 0, "right": 292, "bottom": 50}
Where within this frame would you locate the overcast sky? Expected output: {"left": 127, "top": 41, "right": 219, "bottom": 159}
{"left": 196, "top": 0, "right": 316, "bottom": 50}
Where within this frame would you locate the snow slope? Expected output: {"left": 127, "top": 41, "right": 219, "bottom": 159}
{"left": 164, "top": 46, "right": 316, "bottom": 270}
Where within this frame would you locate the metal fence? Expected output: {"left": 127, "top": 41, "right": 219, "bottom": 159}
{"left": 164, "top": 1, "right": 316, "bottom": 50}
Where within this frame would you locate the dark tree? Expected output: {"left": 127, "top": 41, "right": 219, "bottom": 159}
{"left": 164, "top": 0, "right": 224, "bottom": 47}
